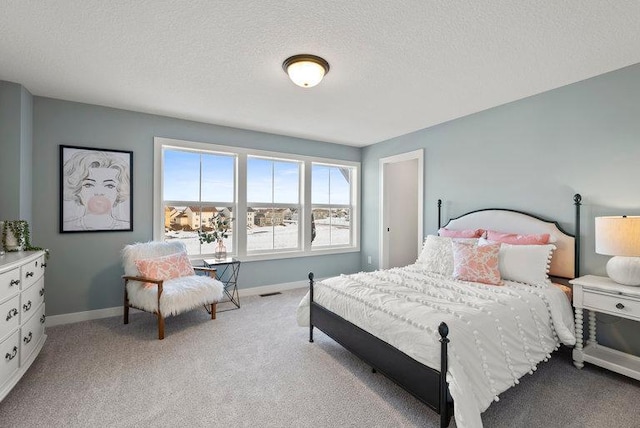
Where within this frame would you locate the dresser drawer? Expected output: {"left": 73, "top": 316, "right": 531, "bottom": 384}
{"left": 21, "top": 278, "right": 44, "bottom": 319}
{"left": 20, "top": 256, "right": 45, "bottom": 291}
{"left": 583, "top": 291, "right": 640, "bottom": 321}
{"left": 0, "top": 331, "right": 20, "bottom": 387}
{"left": 0, "top": 268, "right": 21, "bottom": 303}
{"left": 20, "top": 303, "right": 45, "bottom": 366}
{"left": 0, "top": 295, "right": 20, "bottom": 343}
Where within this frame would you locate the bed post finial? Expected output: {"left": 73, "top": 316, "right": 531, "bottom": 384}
{"left": 574, "top": 194, "right": 582, "bottom": 278}
{"left": 437, "top": 199, "right": 443, "bottom": 229}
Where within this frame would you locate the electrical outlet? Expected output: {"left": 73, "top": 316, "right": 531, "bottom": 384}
{"left": 368, "top": 256, "right": 372, "bottom": 264}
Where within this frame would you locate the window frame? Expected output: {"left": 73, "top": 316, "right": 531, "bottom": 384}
{"left": 154, "top": 137, "right": 360, "bottom": 262}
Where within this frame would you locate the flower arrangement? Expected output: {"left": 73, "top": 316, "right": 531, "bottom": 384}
{"left": 197, "top": 214, "right": 233, "bottom": 245}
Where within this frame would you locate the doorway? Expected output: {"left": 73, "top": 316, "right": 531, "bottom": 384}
{"left": 379, "top": 150, "right": 423, "bottom": 269}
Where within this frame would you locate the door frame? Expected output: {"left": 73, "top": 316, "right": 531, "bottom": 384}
{"left": 378, "top": 149, "right": 424, "bottom": 269}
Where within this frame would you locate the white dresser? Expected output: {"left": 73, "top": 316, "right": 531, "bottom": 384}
{"left": 0, "top": 251, "right": 46, "bottom": 402}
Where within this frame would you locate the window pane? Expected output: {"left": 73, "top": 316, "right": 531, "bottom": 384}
{"left": 164, "top": 205, "right": 233, "bottom": 256}
{"left": 164, "top": 150, "right": 200, "bottom": 201}
{"left": 163, "top": 205, "right": 200, "bottom": 255}
{"left": 248, "top": 207, "right": 299, "bottom": 251}
{"left": 330, "top": 208, "right": 350, "bottom": 245}
{"left": 247, "top": 157, "right": 273, "bottom": 203}
{"left": 330, "top": 167, "right": 351, "bottom": 205}
{"left": 201, "top": 153, "right": 235, "bottom": 203}
{"left": 274, "top": 161, "right": 299, "bottom": 204}
{"left": 311, "top": 208, "right": 350, "bottom": 247}
{"left": 274, "top": 207, "right": 299, "bottom": 249}
{"left": 312, "top": 165, "right": 330, "bottom": 204}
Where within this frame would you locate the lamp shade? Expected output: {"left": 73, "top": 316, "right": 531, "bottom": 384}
{"left": 283, "top": 54, "right": 330, "bottom": 88}
{"left": 595, "top": 216, "right": 640, "bottom": 256}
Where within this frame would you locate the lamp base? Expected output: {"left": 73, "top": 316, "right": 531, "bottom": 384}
{"left": 606, "top": 256, "right": 640, "bottom": 286}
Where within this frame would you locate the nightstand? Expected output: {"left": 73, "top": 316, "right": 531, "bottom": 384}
{"left": 570, "top": 275, "right": 640, "bottom": 380}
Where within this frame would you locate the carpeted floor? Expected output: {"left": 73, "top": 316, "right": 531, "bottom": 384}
{"left": 0, "top": 288, "right": 638, "bottom": 428}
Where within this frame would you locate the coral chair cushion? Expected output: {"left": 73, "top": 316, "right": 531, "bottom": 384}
{"left": 135, "top": 252, "right": 195, "bottom": 286}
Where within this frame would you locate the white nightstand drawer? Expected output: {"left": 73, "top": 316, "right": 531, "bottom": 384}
{"left": 0, "top": 268, "right": 21, "bottom": 303}
{"left": 583, "top": 291, "right": 640, "bottom": 321}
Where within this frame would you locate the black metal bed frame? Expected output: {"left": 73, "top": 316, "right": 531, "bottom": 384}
{"left": 308, "top": 194, "right": 582, "bottom": 427}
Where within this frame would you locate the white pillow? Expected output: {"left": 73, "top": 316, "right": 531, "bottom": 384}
{"left": 417, "top": 235, "right": 477, "bottom": 276}
{"left": 480, "top": 238, "right": 555, "bottom": 286}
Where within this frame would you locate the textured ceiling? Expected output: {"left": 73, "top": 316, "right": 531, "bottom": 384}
{"left": 1, "top": 1, "right": 639, "bottom": 147}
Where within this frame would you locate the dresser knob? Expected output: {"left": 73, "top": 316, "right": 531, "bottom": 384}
{"left": 41, "top": 263, "right": 47, "bottom": 268}
{"left": 39, "top": 288, "right": 45, "bottom": 296}
{"left": 26, "top": 271, "right": 34, "bottom": 278}
{"left": 5, "top": 346, "right": 17, "bottom": 361}
{"left": 23, "top": 301, "right": 32, "bottom": 312}
{"left": 10, "top": 279, "right": 20, "bottom": 287}
{"left": 616, "top": 303, "right": 625, "bottom": 310}
{"left": 40, "top": 314, "right": 46, "bottom": 324}
{"left": 6, "top": 308, "right": 18, "bottom": 321}
{"left": 23, "top": 332, "right": 32, "bottom": 344}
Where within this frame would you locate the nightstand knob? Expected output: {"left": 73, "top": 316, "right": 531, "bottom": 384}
{"left": 616, "top": 303, "right": 625, "bottom": 310}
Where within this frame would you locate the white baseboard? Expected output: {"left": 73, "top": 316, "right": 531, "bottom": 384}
{"left": 45, "top": 279, "right": 313, "bottom": 327}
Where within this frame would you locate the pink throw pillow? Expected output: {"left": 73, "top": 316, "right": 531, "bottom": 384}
{"left": 452, "top": 241, "right": 502, "bottom": 285}
{"left": 486, "top": 230, "right": 550, "bottom": 245}
{"left": 135, "top": 252, "right": 195, "bottom": 287}
{"left": 438, "top": 228, "right": 484, "bottom": 238}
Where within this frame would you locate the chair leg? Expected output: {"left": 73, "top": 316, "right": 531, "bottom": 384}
{"left": 158, "top": 313, "right": 165, "bottom": 340}
{"left": 211, "top": 302, "right": 217, "bottom": 320}
{"left": 123, "top": 282, "right": 129, "bottom": 325}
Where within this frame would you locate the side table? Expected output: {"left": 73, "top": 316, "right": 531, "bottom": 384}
{"left": 570, "top": 274, "right": 640, "bottom": 380}
{"left": 203, "top": 257, "right": 241, "bottom": 311}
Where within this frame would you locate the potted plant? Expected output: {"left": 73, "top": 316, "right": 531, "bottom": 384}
{"left": 1, "top": 220, "right": 47, "bottom": 255}
{"left": 198, "top": 213, "right": 233, "bottom": 259}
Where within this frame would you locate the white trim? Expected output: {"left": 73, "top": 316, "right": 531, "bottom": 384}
{"left": 45, "top": 280, "right": 317, "bottom": 327}
{"left": 378, "top": 149, "right": 424, "bottom": 270}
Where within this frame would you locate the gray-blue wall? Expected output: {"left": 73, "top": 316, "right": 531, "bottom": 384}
{"left": 362, "top": 63, "right": 640, "bottom": 354}
{"left": 31, "top": 98, "right": 361, "bottom": 316}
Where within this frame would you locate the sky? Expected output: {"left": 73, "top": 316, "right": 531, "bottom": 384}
{"left": 163, "top": 149, "right": 350, "bottom": 205}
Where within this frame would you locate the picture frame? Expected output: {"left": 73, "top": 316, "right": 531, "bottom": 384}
{"left": 59, "top": 145, "right": 133, "bottom": 233}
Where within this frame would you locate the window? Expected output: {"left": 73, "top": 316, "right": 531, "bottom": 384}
{"left": 162, "top": 149, "right": 236, "bottom": 256}
{"left": 247, "top": 156, "right": 301, "bottom": 253}
{"left": 155, "top": 137, "right": 359, "bottom": 260}
{"left": 311, "top": 163, "right": 354, "bottom": 247}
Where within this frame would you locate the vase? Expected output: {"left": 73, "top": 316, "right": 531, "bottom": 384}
{"left": 214, "top": 239, "right": 227, "bottom": 260}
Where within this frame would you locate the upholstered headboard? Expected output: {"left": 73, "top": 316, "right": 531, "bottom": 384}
{"left": 438, "top": 194, "right": 581, "bottom": 279}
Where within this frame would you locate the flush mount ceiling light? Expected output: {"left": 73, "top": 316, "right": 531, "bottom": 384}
{"left": 282, "top": 54, "right": 330, "bottom": 88}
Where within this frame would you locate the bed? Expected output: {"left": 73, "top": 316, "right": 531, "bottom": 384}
{"left": 297, "top": 194, "right": 582, "bottom": 428}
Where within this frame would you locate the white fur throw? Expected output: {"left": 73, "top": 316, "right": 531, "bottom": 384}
{"left": 122, "top": 241, "right": 224, "bottom": 316}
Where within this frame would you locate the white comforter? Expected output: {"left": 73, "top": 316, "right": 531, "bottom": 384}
{"left": 296, "top": 264, "right": 575, "bottom": 428}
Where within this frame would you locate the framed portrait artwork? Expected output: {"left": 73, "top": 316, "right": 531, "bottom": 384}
{"left": 59, "top": 145, "right": 133, "bottom": 233}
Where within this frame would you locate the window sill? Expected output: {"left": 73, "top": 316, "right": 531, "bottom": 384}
{"left": 191, "top": 246, "right": 360, "bottom": 264}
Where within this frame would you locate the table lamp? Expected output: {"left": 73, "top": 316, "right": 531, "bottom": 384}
{"left": 595, "top": 216, "right": 640, "bottom": 286}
